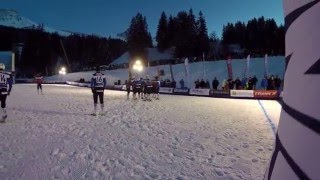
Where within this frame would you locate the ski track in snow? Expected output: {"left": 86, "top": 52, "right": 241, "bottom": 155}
{"left": 0, "top": 84, "right": 280, "bottom": 179}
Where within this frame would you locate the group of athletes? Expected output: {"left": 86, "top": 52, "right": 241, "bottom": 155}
{"left": 125, "top": 76, "right": 160, "bottom": 101}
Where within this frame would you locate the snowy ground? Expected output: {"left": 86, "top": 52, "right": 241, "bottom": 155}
{"left": 0, "top": 84, "right": 281, "bottom": 179}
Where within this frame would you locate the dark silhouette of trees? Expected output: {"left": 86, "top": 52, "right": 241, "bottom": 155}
{"left": 222, "top": 16, "right": 284, "bottom": 57}
{"left": 0, "top": 26, "right": 127, "bottom": 77}
{"left": 156, "top": 12, "right": 169, "bottom": 51}
{"left": 155, "top": 9, "right": 210, "bottom": 59}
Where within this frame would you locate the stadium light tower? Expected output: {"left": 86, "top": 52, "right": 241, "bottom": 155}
{"left": 133, "top": 59, "right": 143, "bottom": 72}
{"left": 59, "top": 66, "right": 67, "bottom": 81}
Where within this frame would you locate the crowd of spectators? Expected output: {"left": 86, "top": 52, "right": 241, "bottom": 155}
{"left": 190, "top": 75, "right": 282, "bottom": 90}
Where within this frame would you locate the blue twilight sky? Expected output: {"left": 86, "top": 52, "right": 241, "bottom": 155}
{"left": 1, "top": 0, "right": 284, "bottom": 39}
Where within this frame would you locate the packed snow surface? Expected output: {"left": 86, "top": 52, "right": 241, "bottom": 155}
{"left": 0, "top": 84, "right": 281, "bottom": 179}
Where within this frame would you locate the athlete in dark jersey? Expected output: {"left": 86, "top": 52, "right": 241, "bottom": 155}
{"left": 34, "top": 73, "right": 44, "bottom": 94}
{"left": 132, "top": 78, "right": 142, "bottom": 100}
{"left": 144, "top": 78, "right": 153, "bottom": 101}
{"left": 90, "top": 66, "right": 107, "bottom": 115}
{"left": 125, "top": 79, "right": 132, "bottom": 99}
{"left": 0, "top": 63, "right": 13, "bottom": 122}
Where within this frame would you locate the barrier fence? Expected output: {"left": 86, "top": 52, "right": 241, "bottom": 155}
{"left": 64, "top": 81, "right": 281, "bottom": 100}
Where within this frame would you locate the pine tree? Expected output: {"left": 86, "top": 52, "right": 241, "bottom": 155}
{"left": 196, "top": 11, "right": 210, "bottom": 57}
{"left": 167, "top": 15, "right": 177, "bottom": 49}
{"left": 188, "top": 9, "right": 198, "bottom": 57}
{"left": 126, "top": 13, "right": 152, "bottom": 51}
{"left": 156, "top": 11, "right": 169, "bottom": 51}
{"left": 172, "top": 9, "right": 198, "bottom": 58}
{"left": 126, "top": 13, "right": 153, "bottom": 67}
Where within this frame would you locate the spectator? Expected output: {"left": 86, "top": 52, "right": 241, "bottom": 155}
{"left": 172, "top": 80, "right": 176, "bottom": 88}
{"left": 228, "top": 78, "right": 234, "bottom": 90}
{"left": 194, "top": 79, "right": 200, "bottom": 89}
{"left": 252, "top": 75, "right": 258, "bottom": 90}
{"left": 212, "top": 77, "right": 219, "bottom": 90}
{"left": 275, "top": 75, "right": 282, "bottom": 90}
{"left": 200, "top": 79, "right": 205, "bottom": 88}
{"left": 241, "top": 77, "right": 247, "bottom": 89}
{"left": 205, "top": 79, "right": 210, "bottom": 89}
{"left": 222, "top": 79, "right": 228, "bottom": 90}
{"left": 234, "top": 77, "right": 241, "bottom": 89}
{"left": 179, "top": 79, "right": 185, "bottom": 89}
{"left": 247, "top": 77, "right": 253, "bottom": 90}
{"left": 261, "top": 76, "right": 268, "bottom": 90}
{"left": 268, "top": 75, "right": 276, "bottom": 90}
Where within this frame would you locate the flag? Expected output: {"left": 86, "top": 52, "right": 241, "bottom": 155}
{"left": 227, "top": 56, "right": 233, "bottom": 79}
{"left": 202, "top": 52, "right": 205, "bottom": 79}
{"left": 202, "top": 52, "right": 205, "bottom": 62}
{"left": 245, "top": 54, "right": 250, "bottom": 78}
{"left": 264, "top": 54, "right": 268, "bottom": 77}
{"left": 184, "top": 57, "right": 189, "bottom": 76}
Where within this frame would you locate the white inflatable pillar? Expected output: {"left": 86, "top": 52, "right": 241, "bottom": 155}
{"left": 265, "top": 0, "right": 320, "bottom": 179}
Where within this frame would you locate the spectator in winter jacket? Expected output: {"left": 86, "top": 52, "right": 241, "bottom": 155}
{"left": 205, "top": 79, "right": 210, "bottom": 89}
{"left": 228, "top": 78, "right": 234, "bottom": 90}
{"left": 172, "top": 80, "right": 176, "bottom": 88}
{"left": 200, "top": 79, "right": 205, "bottom": 88}
{"left": 194, "top": 79, "right": 200, "bottom": 89}
{"left": 222, "top": 79, "right": 228, "bottom": 90}
{"left": 241, "top": 77, "right": 247, "bottom": 89}
{"left": 252, "top": 75, "right": 258, "bottom": 90}
{"left": 212, "top": 77, "right": 219, "bottom": 90}
{"left": 247, "top": 77, "right": 253, "bottom": 90}
{"left": 234, "top": 77, "right": 242, "bottom": 89}
{"left": 261, "top": 76, "right": 268, "bottom": 90}
{"left": 180, "top": 79, "right": 185, "bottom": 89}
{"left": 268, "top": 75, "right": 276, "bottom": 90}
{"left": 275, "top": 75, "right": 282, "bottom": 90}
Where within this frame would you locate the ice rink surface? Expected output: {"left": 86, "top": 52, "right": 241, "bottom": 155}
{"left": 0, "top": 84, "right": 281, "bottom": 179}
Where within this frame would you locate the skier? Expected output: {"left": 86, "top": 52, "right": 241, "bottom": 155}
{"left": 90, "top": 66, "right": 107, "bottom": 116}
{"left": 0, "top": 63, "right": 13, "bottom": 122}
{"left": 34, "top": 73, "right": 44, "bottom": 94}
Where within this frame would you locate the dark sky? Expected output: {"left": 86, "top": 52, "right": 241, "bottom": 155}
{"left": 1, "top": 0, "right": 284, "bottom": 38}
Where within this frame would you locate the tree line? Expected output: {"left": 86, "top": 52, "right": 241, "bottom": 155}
{"left": 126, "top": 10, "right": 284, "bottom": 61}
{"left": 0, "top": 26, "right": 127, "bottom": 77}
{"left": 221, "top": 16, "right": 285, "bottom": 58}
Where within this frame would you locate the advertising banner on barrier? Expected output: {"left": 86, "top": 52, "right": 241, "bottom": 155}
{"left": 189, "top": 89, "right": 210, "bottom": 96}
{"left": 173, "top": 88, "right": 189, "bottom": 95}
{"left": 254, "top": 90, "right": 279, "bottom": 99}
{"left": 210, "top": 90, "right": 230, "bottom": 98}
{"left": 230, "top": 90, "right": 254, "bottom": 98}
{"left": 159, "top": 87, "right": 174, "bottom": 94}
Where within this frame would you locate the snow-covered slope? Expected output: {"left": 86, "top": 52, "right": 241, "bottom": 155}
{"left": 110, "top": 48, "right": 174, "bottom": 65}
{"left": 0, "top": 9, "right": 37, "bottom": 28}
{"left": 0, "top": 9, "right": 71, "bottom": 36}
{"left": 47, "top": 56, "right": 285, "bottom": 89}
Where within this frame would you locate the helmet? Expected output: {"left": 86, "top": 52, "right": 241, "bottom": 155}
{"left": 0, "top": 63, "right": 5, "bottom": 70}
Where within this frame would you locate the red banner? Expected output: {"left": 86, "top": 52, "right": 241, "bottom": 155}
{"left": 254, "top": 90, "right": 279, "bottom": 99}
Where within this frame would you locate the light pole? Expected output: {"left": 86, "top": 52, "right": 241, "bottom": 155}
{"left": 59, "top": 67, "right": 67, "bottom": 82}
{"left": 132, "top": 59, "right": 144, "bottom": 78}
